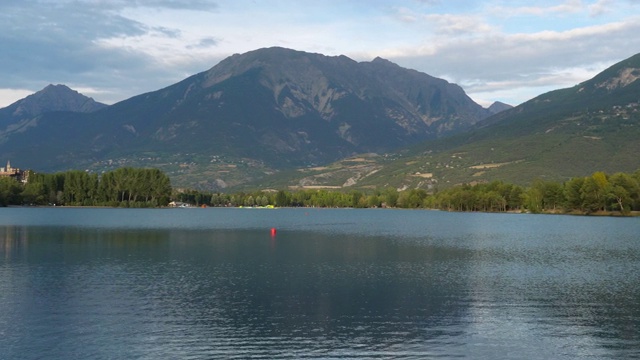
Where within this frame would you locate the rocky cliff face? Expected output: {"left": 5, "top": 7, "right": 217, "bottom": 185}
{"left": 199, "top": 47, "right": 491, "bottom": 137}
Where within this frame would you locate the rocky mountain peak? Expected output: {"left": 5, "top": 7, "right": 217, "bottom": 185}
{"left": 487, "top": 101, "right": 513, "bottom": 114}
{"left": 10, "top": 84, "right": 107, "bottom": 118}
{"left": 370, "top": 56, "right": 395, "bottom": 65}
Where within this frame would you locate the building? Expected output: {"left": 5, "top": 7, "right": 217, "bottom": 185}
{"left": 0, "top": 160, "right": 28, "bottom": 183}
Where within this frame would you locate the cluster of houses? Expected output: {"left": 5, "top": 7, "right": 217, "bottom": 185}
{"left": 0, "top": 161, "right": 28, "bottom": 183}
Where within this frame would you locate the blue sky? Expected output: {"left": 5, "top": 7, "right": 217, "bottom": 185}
{"left": 1, "top": 0, "right": 640, "bottom": 107}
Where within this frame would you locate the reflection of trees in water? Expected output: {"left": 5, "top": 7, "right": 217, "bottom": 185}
{"left": 58, "top": 228, "right": 173, "bottom": 263}
{"left": 1, "top": 226, "right": 30, "bottom": 261}
{"left": 156, "top": 230, "right": 474, "bottom": 349}
{"left": 151, "top": 230, "right": 640, "bottom": 356}
{"left": 4, "top": 226, "right": 639, "bottom": 356}
{"left": 1, "top": 226, "right": 174, "bottom": 263}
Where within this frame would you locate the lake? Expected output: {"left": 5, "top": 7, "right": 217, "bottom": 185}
{"left": 1, "top": 207, "right": 639, "bottom": 359}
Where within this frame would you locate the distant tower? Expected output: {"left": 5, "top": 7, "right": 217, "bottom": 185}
{"left": 6, "top": 160, "right": 10, "bottom": 172}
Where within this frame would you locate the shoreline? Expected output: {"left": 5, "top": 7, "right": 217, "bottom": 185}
{"left": 5, "top": 205, "right": 639, "bottom": 217}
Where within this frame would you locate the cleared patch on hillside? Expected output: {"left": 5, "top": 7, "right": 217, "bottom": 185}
{"left": 469, "top": 161, "right": 521, "bottom": 169}
{"left": 289, "top": 185, "right": 342, "bottom": 189}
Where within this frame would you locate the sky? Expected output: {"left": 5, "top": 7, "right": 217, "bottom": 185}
{"left": 2, "top": 0, "right": 640, "bottom": 108}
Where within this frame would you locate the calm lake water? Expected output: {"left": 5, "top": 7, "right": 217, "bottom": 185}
{"left": 1, "top": 207, "right": 639, "bottom": 359}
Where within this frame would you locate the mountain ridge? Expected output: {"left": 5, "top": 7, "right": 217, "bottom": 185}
{"left": 2, "top": 48, "right": 637, "bottom": 192}
{"left": 0, "top": 84, "right": 106, "bottom": 121}
{"left": 0, "top": 47, "right": 498, "bottom": 189}
{"left": 243, "top": 51, "right": 640, "bottom": 191}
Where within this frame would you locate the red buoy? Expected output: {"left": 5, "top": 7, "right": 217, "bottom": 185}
{"left": 270, "top": 228, "right": 277, "bottom": 236}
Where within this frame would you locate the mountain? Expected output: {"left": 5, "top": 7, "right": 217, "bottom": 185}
{"left": 0, "top": 47, "right": 492, "bottom": 189}
{"left": 0, "top": 84, "right": 106, "bottom": 121}
{"left": 486, "top": 101, "right": 513, "bottom": 115}
{"left": 0, "top": 84, "right": 107, "bottom": 154}
{"left": 248, "top": 52, "right": 640, "bottom": 190}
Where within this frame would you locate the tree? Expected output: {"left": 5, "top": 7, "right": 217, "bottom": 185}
{"left": 350, "top": 190, "right": 364, "bottom": 208}
{"left": 507, "top": 185, "right": 524, "bottom": 211}
{"left": 0, "top": 177, "right": 22, "bottom": 206}
{"left": 397, "top": 189, "right": 427, "bottom": 208}
{"left": 366, "top": 194, "right": 381, "bottom": 208}
{"left": 541, "top": 181, "right": 564, "bottom": 211}
{"left": 564, "top": 177, "right": 585, "bottom": 211}
{"left": 244, "top": 195, "right": 255, "bottom": 207}
{"left": 275, "top": 190, "right": 290, "bottom": 207}
{"left": 607, "top": 172, "right": 639, "bottom": 214}
{"left": 580, "top": 173, "right": 608, "bottom": 213}
{"left": 22, "top": 181, "right": 45, "bottom": 205}
{"left": 382, "top": 187, "right": 398, "bottom": 208}
{"left": 523, "top": 185, "right": 543, "bottom": 213}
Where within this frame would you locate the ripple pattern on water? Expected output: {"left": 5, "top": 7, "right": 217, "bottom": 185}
{"left": 1, "top": 208, "right": 639, "bottom": 359}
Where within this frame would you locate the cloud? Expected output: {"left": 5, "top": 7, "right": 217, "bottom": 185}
{"left": 394, "top": 6, "right": 496, "bottom": 35}
{"left": 386, "top": 12, "right": 640, "bottom": 104}
{"left": 0, "top": 89, "right": 34, "bottom": 107}
{"left": 491, "top": 0, "right": 584, "bottom": 17}
{"left": 587, "top": 0, "right": 617, "bottom": 16}
{"left": 1, "top": 0, "right": 639, "bottom": 108}
{"left": 0, "top": 0, "right": 221, "bottom": 104}
{"left": 74, "top": 0, "right": 218, "bottom": 11}
{"left": 490, "top": 0, "right": 625, "bottom": 19}
{"left": 129, "top": 0, "right": 217, "bottom": 10}
{"left": 421, "top": 13, "right": 496, "bottom": 35}
{"left": 188, "top": 37, "right": 220, "bottom": 49}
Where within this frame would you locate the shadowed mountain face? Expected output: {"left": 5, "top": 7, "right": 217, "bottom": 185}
{"left": 0, "top": 84, "right": 106, "bottom": 121}
{"left": 242, "top": 52, "right": 640, "bottom": 191}
{"left": 0, "top": 84, "right": 107, "bottom": 171}
{"left": 487, "top": 101, "right": 513, "bottom": 115}
{"left": 0, "top": 47, "right": 492, "bottom": 189}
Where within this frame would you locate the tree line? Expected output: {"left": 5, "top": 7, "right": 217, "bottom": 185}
{"left": 1, "top": 166, "right": 639, "bottom": 214}
{"left": 175, "top": 169, "right": 640, "bottom": 215}
{"left": 0, "top": 167, "right": 172, "bottom": 207}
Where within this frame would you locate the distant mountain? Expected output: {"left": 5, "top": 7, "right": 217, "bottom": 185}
{"left": 0, "top": 84, "right": 106, "bottom": 121}
{"left": 486, "top": 101, "right": 513, "bottom": 115}
{"left": 0, "top": 84, "right": 107, "bottom": 151}
{"left": 0, "top": 47, "right": 492, "bottom": 189}
{"left": 248, "top": 52, "right": 640, "bottom": 190}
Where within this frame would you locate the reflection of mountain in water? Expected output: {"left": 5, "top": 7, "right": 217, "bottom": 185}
{"left": 174, "top": 230, "right": 473, "bottom": 348}
{"left": 2, "top": 215, "right": 640, "bottom": 359}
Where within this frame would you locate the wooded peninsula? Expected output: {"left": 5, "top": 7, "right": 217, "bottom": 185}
{"left": 1, "top": 167, "right": 639, "bottom": 215}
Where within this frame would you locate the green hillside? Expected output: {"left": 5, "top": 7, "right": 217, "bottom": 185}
{"left": 240, "top": 53, "right": 640, "bottom": 191}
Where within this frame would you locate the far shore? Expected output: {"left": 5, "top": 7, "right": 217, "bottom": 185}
{"left": 5, "top": 205, "right": 640, "bottom": 217}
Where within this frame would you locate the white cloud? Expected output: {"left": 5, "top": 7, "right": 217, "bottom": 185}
{"left": 1, "top": 0, "right": 639, "bottom": 107}
{"left": 421, "top": 13, "right": 496, "bottom": 35}
{"left": 588, "top": 0, "right": 615, "bottom": 15}
{"left": 0, "top": 89, "right": 34, "bottom": 107}
{"left": 491, "top": 0, "right": 584, "bottom": 17}
{"left": 383, "top": 9, "right": 640, "bottom": 104}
